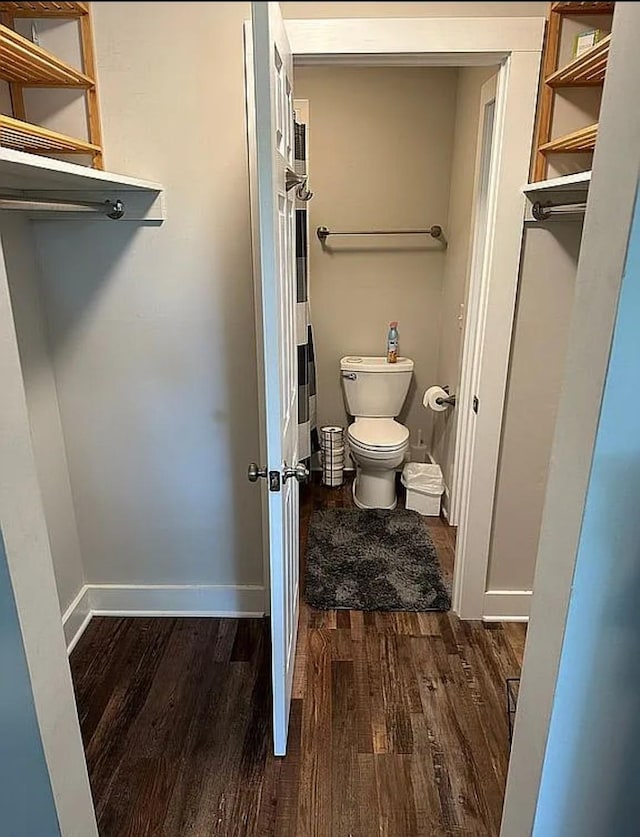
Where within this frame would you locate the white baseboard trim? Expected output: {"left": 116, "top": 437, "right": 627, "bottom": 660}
{"left": 89, "top": 583, "right": 266, "bottom": 617}
{"left": 62, "top": 585, "right": 92, "bottom": 654}
{"left": 482, "top": 589, "right": 532, "bottom": 622}
{"left": 62, "top": 583, "right": 266, "bottom": 653}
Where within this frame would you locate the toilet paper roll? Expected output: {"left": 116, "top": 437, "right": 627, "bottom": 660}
{"left": 423, "top": 385, "right": 449, "bottom": 412}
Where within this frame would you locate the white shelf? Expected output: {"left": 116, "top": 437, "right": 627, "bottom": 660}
{"left": 0, "top": 147, "right": 164, "bottom": 221}
{"left": 522, "top": 170, "right": 591, "bottom": 197}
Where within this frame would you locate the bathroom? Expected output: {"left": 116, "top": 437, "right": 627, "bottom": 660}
{"left": 294, "top": 63, "right": 497, "bottom": 610}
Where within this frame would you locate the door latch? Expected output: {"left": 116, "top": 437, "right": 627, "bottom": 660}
{"left": 269, "top": 471, "right": 281, "bottom": 492}
{"left": 473, "top": 396, "right": 479, "bottom": 414}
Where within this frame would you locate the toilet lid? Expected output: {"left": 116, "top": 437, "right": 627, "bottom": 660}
{"left": 348, "top": 419, "right": 409, "bottom": 450}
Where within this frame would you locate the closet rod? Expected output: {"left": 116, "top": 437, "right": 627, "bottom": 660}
{"left": 531, "top": 200, "right": 587, "bottom": 221}
{"left": 317, "top": 224, "right": 447, "bottom": 246}
{"left": 0, "top": 196, "right": 125, "bottom": 219}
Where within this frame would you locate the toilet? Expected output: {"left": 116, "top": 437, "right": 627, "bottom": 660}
{"left": 340, "top": 355, "right": 413, "bottom": 510}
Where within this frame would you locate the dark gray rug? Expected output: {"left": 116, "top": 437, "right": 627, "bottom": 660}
{"left": 304, "top": 508, "right": 451, "bottom": 612}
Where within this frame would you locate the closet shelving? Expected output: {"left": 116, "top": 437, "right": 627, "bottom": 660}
{"left": 0, "top": 113, "right": 99, "bottom": 153}
{"left": 545, "top": 32, "right": 610, "bottom": 86}
{"left": 523, "top": 169, "right": 591, "bottom": 197}
{"left": 0, "top": 4, "right": 163, "bottom": 221}
{"left": 0, "top": 1, "right": 103, "bottom": 167}
{"left": 532, "top": 1, "right": 614, "bottom": 181}
{"left": 522, "top": 169, "right": 590, "bottom": 223}
{"left": 0, "top": 146, "right": 165, "bottom": 221}
{"left": 539, "top": 122, "right": 598, "bottom": 153}
{"left": 1, "top": 19, "right": 93, "bottom": 85}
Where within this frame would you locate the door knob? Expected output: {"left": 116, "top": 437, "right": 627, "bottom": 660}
{"left": 247, "top": 463, "right": 267, "bottom": 482}
{"left": 282, "top": 462, "right": 310, "bottom": 484}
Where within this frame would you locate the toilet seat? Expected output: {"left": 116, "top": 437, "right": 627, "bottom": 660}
{"left": 347, "top": 418, "right": 409, "bottom": 452}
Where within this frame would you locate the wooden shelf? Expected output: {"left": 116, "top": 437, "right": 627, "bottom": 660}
{"left": 546, "top": 34, "right": 611, "bottom": 87}
{"left": 551, "top": 2, "right": 614, "bottom": 14}
{"left": 0, "top": 23, "right": 93, "bottom": 86}
{"left": 0, "top": 2, "right": 88, "bottom": 17}
{"left": 0, "top": 114, "right": 99, "bottom": 155}
{"left": 539, "top": 122, "right": 598, "bottom": 154}
{"left": 531, "top": 1, "right": 613, "bottom": 181}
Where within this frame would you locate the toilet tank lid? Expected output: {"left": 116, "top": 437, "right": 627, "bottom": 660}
{"left": 340, "top": 356, "right": 414, "bottom": 373}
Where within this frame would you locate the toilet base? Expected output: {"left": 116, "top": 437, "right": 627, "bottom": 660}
{"left": 353, "top": 469, "right": 398, "bottom": 510}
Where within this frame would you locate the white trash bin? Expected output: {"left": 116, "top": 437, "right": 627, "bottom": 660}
{"left": 401, "top": 462, "right": 444, "bottom": 516}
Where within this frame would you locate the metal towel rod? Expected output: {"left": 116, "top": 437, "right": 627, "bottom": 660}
{"left": 317, "top": 224, "right": 447, "bottom": 246}
{"left": 531, "top": 200, "right": 587, "bottom": 221}
{"left": 0, "top": 195, "right": 125, "bottom": 219}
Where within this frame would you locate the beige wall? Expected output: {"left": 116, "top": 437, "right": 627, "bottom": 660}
{"left": 27, "top": 3, "right": 265, "bottom": 590}
{"left": 431, "top": 66, "right": 498, "bottom": 497}
{"left": 1, "top": 216, "right": 85, "bottom": 616}
{"left": 294, "top": 66, "right": 457, "bottom": 443}
{"left": 488, "top": 224, "right": 582, "bottom": 590}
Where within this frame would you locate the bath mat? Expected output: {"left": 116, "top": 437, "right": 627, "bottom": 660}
{"left": 304, "top": 508, "right": 451, "bottom": 611}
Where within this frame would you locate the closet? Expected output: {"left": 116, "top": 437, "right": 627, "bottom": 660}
{"left": 489, "top": 0, "right": 613, "bottom": 600}
{"left": 0, "top": 5, "right": 163, "bottom": 641}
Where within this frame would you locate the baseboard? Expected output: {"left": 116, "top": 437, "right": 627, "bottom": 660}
{"left": 482, "top": 589, "right": 532, "bottom": 622}
{"left": 62, "top": 583, "right": 265, "bottom": 653}
{"left": 62, "top": 585, "right": 92, "bottom": 654}
{"left": 89, "top": 583, "right": 266, "bottom": 618}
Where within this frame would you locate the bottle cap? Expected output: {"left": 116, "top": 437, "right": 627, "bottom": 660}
{"left": 390, "top": 321, "right": 398, "bottom": 328}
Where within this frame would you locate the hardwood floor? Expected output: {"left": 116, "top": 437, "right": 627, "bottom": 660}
{"left": 71, "top": 475, "right": 525, "bottom": 836}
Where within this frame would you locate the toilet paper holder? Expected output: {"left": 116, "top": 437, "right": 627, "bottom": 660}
{"left": 436, "top": 393, "right": 456, "bottom": 408}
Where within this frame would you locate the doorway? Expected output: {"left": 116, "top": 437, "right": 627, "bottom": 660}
{"left": 293, "top": 63, "right": 502, "bottom": 626}
{"left": 287, "top": 59, "right": 524, "bottom": 833}
{"left": 246, "top": 7, "right": 544, "bottom": 766}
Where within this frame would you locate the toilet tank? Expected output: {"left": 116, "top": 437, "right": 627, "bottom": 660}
{"left": 340, "top": 356, "right": 414, "bottom": 417}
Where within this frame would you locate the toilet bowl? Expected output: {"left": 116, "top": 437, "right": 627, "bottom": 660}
{"left": 348, "top": 418, "right": 410, "bottom": 509}
{"left": 340, "top": 355, "right": 414, "bottom": 510}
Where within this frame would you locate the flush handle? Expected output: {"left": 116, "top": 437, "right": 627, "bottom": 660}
{"left": 342, "top": 372, "right": 357, "bottom": 381}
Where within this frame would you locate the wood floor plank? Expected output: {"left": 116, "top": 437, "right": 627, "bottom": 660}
{"left": 378, "top": 633, "right": 414, "bottom": 753}
{"left": 331, "top": 660, "right": 359, "bottom": 837}
{"left": 352, "top": 637, "right": 375, "bottom": 754}
{"left": 375, "top": 754, "right": 418, "bottom": 837}
{"left": 409, "top": 713, "right": 449, "bottom": 837}
{"left": 297, "top": 628, "right": 331, "bottom": 837}
{"left": 273, "top": 698, "right": 303, "bottom": 837}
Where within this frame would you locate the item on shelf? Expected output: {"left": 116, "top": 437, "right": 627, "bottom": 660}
{"left": 574, "top": 28, "right": 604, "bottom": 57}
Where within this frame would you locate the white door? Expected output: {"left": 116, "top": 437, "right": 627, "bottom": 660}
{"left": 451, "top": 74, "right": 499, "bottom": 616}
{"left": 246, "top": 1, "right": 306, "bottom": 756}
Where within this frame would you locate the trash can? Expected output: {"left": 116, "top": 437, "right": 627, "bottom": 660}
{"left": 401, "top": 462, "right": 444, "bottom": 516}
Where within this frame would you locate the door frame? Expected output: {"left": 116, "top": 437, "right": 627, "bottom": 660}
{"left": 449, "top": 72, "right": 498, "bottom": 607}
{"left": 258, "top": 14, "right": 544, "bottom": 621}
{"left": 502, "top": 6, "right": 640, "bottom": 833}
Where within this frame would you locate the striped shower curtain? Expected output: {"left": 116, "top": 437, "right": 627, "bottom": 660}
{"left": 294, "top": 118, "right": 318, "bottom": 462}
